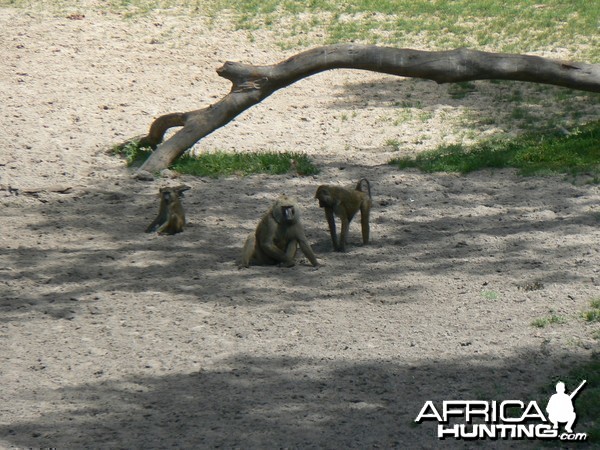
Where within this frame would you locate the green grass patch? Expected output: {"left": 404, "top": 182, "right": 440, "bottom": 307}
{"left": 481, "top": 290, "right": 499, "bottom": 301}
{"left": 4, "top": 0, "right": 598, "bottom": 60}
{"left": 385, "top": 138, "right": 401, "bottom": 151}
{"left": 112, "top": 140, "right": 154, "bottom": 167}
{"left": 531, "top": 314, "right": 567, "bottom": 328}
{"left": 389, "top": 121, "right": 600, "bottom": 180}
{"left": 447, "top": 81, "right": 478, "bottom": 100}
{"left": 585, "top": 310, "right": 600, "bottom": 323}
{"left": 171, "top": 150, "right": 319, "bottom": 177}
{"left": 583, "top": 298, "right": 600, "bottom": 323}
{"left": 112, "top": 141, "right": 319, "bottom": 177}
{"left": 209, "top": 0, "right": 599, "bottom": 59}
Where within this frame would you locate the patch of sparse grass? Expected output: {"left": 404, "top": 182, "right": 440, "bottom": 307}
{"left": 112, "top": 141, "right": 319, "bottom": 177}
{"left": 448, "top": 81, "right": 477, "bottom": 100}
{"left": 385, "top": 138, "right": 401, "bottom": 151}
{"left": 531, "top": 314, "right": 567, "bottom": 328}
{"left": 585, "top": 311, "right": 600, "bottom": 323}
{"left": 531, "top": 318, "right": 546, "bottom": 328}
{"left": 392, "top": 109, "right": 414, "bottom": 125}
{"left": 112, "top": 140, "right": 153, "bottom": 167}
{"left": 0, "top": 0, "right": 210, "bottom": 16}
{"left": 583, "top": 299, "right": 600, "bottom": 323}
{"left": 509, "top": 107, "right": 528, "bottom": 121}
{"left": 481, "top": 290, "right": 498, "bottom": 300}
{"left": 389, "top": 121, "right": 600, "bottom": 181}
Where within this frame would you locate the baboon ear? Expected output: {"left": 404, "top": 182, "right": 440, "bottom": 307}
{"left": 174, "top": 185, "right": 191, "bottom": 198}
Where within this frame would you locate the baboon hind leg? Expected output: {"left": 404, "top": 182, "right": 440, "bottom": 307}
{"left": 146, "top": 213, "right": 165, "bottom": 233}
{"left": 339, "top": 215, "right": 350, "bottom": 252}
{"left": 285, "top": 239, "right": 298, "bottom": 260}
{"left": 240, "top": 233, "right": 256, "bottom": 268}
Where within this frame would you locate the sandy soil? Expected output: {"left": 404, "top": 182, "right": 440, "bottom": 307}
{"left": 0, "top": 7, "right": 599, "bottom": 449}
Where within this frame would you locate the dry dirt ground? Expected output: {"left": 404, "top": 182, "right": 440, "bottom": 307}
{"left": 1, "top": 7, "right": 599, "bottom": 449}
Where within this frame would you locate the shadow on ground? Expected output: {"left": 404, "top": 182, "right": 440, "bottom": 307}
{"left": 0, "top": 350, "right": 597, "bottom": 449}
{"left": 1, "top": 165, "right": 598, "bottom": 322}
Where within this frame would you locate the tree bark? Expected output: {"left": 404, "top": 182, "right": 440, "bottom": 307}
{"left": 128, "top": 44, "right": 600, "bottom": 174}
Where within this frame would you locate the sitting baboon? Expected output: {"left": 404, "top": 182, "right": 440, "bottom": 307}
{"left": 145, "top": 185, "right": 189, "bottom": 235}
{"left": 240, "top": 195, "right": 319, "bottom": 268}
{"left": 315, "top": 178, "right": 372, "bottom": 252}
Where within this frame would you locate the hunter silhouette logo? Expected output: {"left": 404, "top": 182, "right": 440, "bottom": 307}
{"left": 546, "top": 380, "right": 586, "bottom": 433}
{"left": 415, "top": 379, "right": 588, "bottom": 442}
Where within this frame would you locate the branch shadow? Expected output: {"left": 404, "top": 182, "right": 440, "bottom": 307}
{"left": 1, "top": 164, "right": 598, "bottom": 322}
{"left": 1, "top": 350, "right": 596, "bottom": 448}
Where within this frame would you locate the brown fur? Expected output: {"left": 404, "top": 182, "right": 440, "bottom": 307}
{"left": 315, "top": 178, "right": 372, "bottom": 252}
{"left": 145, "top": 186, "right": 189, "bottom": 235}
{"left": 240, "top": 195, "right": 319, "bottom": 268}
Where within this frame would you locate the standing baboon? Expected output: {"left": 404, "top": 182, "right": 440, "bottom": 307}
{"left": 240, "top": 195, "right": 319, "bottom": 268}
{"left": 145, "top": 185, "right": 189, "bottom": 235}
{"left": 315, "top": 178, "right": 372, "bottom": 252}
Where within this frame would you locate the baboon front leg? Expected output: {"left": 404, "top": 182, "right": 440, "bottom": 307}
{"left": 325, "top": 208, "right": 339, "bottom": 251}
{"left": 146, "top": 213, "right": 165, "bottom": 233}
{"left": 298, "top": 239, "right": 319, "bottom": 267}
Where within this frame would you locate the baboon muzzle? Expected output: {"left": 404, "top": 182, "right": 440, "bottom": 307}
{"left": 282, "top": 206, "right": 294, "bottom": 222}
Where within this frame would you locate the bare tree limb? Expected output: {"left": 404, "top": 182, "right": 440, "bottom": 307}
{"left": 124, "top": 44, "right": 599, "bottom": 175}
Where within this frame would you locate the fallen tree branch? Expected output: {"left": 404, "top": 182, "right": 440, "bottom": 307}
{"left": 120, "top": 44, "right": 600, "bottom": 174}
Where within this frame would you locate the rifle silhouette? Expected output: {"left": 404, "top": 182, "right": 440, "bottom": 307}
{"left": 569, "top": 380, "right": 587, "bottom": 400}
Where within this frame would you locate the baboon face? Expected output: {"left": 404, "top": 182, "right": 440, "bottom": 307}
{"left": 315, "top": 187, "right": 332, "bottom": 208}
{"left": 281, "top": 205, "right": 295, "bottom": 223}
{"left": 271, "top": 196, "right": 299, "bottom": 225}
{"left": 160, "top": 188, "right": 173, "bottom": 203}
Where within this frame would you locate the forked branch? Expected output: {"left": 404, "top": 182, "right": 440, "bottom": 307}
{"left": 121, "top": 44, "right": 599, "bottom": 175}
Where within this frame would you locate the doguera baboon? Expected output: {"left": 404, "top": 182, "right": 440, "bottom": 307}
{"left": 145, "top": 185, "right": 189, "bottom": 235}
{"left": 240, "top": 195, "right": 319, "bottom": 268}
{"left": 315, "top": 178, "right": 372, "bottom": 252}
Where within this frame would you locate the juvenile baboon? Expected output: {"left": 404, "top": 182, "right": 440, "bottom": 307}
{"left": 240, "top": 195, "right": 319, "bottom": 268}
{"left": 315, "top": 178, "right": 372, "bottom": 252}
{"left": 145, "top": 185, "right": 189, "bottom": 235}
